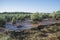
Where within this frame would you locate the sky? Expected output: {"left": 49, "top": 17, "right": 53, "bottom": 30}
{"left": 0, "top": 0, "right": 60, "bottom": 13}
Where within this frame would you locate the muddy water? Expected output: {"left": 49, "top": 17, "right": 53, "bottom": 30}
{"left": 5, "top": 20, "right": 32, "bottom": 31}
{"left": 5, "top": 19, "right": 60, "bottom": 31}
{"left": 41, "top": 19, "right": 60, "bottom": 25}
{"left": 41, "top": 19, "right": 55, "bottom": 25}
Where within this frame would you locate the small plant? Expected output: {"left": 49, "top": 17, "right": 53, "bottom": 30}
{"left": 0, "top": 18, "right": 6, "bottom": 28}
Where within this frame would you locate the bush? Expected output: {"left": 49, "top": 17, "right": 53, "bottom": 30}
{"left": 5, "top": 16, "right": 13, "bottom": 22}
{"left": 31, "top": 13, "right": 43, "bottom": 23}
{"left": 0, "top": 18, "right": 6, "bottom": 27}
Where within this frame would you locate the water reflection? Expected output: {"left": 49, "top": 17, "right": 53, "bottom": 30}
{"left": 5, "top": 20, "right": 32, "bottom": 31}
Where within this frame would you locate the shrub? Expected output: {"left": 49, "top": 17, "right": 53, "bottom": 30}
{"left": 0, "top": 18, "right": 6, "bottom": 27}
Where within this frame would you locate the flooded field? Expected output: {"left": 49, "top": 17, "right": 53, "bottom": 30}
{"left": 5, "top": 19, "right": 60, "bottom": 31}
{"left": 5, "top": 19, "right": 32, "bottom": 31}
{"left": 0, "top": 12, "right": 60, "bottom": 40}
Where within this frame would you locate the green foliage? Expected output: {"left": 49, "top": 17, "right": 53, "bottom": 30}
{"left": 42, "top": 13, "right": 50, "bottom": 18}
{"left": 55, "top": 13, "right": 60, "bottom": 20}
{"left": 17, "top": 15, "right": 25, "bottom": 20}
{"left": 31, "top": 13, "right": 43, "bottom": 22}
{"left": 5, "top": 16, "right": 13, "bottom": 22}
{"left": 12, "top": 17, "right": 16, "bottom": 24}
{"left": 0, "top": 11, "right": 60, "bottom": 27}
{"left": 0, "top": 17, "right": 6, "bottom": 27}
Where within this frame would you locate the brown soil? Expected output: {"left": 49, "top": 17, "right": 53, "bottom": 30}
{"left": 31, "top": 20, "right": 60, "bottom": 27}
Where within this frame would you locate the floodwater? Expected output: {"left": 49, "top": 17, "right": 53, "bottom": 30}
{"left": 41, "top": 19, "right": 60, "bottom": 25}
{"left": 41, "top": 19, "right": 55, "bottom": 25}
{"left": 5, "top": 20, "right": 32, "bottom": 31}
{"left": 5, "top": 19, "right": 60, "bottom": 31}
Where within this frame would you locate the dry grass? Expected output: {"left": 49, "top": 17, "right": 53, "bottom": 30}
{"left": 8, "top": 24, "right": 60, "bottom": 40}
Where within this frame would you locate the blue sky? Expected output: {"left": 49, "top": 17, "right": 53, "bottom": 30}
{"left": 0, "top": 0, "right": 60, "bottom": 13}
